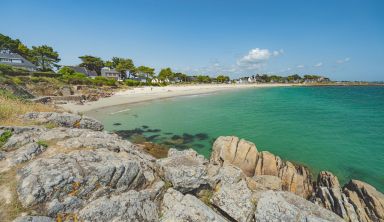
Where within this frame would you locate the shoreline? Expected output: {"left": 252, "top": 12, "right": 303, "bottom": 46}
{"left": 59, "top": 83, "right": 293, "bottom": 113}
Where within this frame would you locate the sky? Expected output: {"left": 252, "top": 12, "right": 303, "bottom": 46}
{"left": 2, "top": 0, "right": 384, "bottom": 81}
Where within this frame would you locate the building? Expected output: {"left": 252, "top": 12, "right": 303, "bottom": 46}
{"left": 0, "top": 52, "right": 37, "bottom": 71}
{"left": 101, "top": 67, "right": 122, "bottom": 81}
{"left": 67, "top": 66, "right": 98, "bottom": 78}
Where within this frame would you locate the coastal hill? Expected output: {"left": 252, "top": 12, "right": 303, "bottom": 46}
{"left": 0, "top": 111, "right": 383, "bottom": 222}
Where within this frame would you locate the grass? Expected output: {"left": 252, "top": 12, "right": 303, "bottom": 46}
{"left": 36, "top": 140, "right": 48, "bottom": 148}
{"left": 0, "top": 89, "right": 56, "bottom": 125}
{"left": 196, "top": 189, "right": 213, "bottom": 206}
{"left": 0, "top": 130, "right": 12, "bottom": 147}
{"left": 0, "top": 168, "right": 26, "bottom": 221}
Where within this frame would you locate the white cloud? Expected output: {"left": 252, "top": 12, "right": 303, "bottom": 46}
{"left": 297, "top": 64, "right": 305, "bottom": 68}
{"left": 314, "top": 62, "right": 323, "bottom": 67}
{"left": 337, "top": 57, "right": 350, "bottom": 64}
{"left": 237, "top": 48, "right": 283, "bottom": 70}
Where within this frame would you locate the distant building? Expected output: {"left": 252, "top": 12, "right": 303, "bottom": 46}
{"left": 101, "top": 67, "right": 122, "bottom": 81}
{"left": 0, "top": 52, "right": 37, "bottom": 71}
{"left": 129, "top": 73, "right": 147, "bottom": 83}
{"left": 67, "top": 66, "right": 98, "bottom": 78}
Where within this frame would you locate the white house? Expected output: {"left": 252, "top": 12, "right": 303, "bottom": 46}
{"left": 101, "top": 67, "right": 122, "bottom": 81}
{"left": 0, "top": 52, "right": 37, "bottom": 71}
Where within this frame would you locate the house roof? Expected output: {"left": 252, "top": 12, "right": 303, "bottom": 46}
{"left": 68, "top": 66, "right": 98, "bottom": 77}
{"left": 101, "top": 67, "right": 120, "bottom": 75}
{"left": 0, "top": 52, "right": 37, "bottom": 69}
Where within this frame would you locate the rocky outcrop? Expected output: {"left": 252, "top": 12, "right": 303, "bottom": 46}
{"left": 78, "top": 188, "right": 160, "bottom": 221}
{"left": 343, "top": 180, "right": 384, "bottom": 222}
{"left": 255, "top": 191, "right": 344, "bottom": 221}
{"left": 21, "top": 112, "right": 103, "bottom": 131}
{"left": 161, "top": 188, "right": 227, "bottom": 222}
{"left": 1, "top": 114, "right": 383, "bottom": 222}
{"left": 211, "top": 136, "right": 313, "bottom": 198}
{"left": 314, "top": 171, "right": 384, "bottom": 222}
{"left": 210, "top": 165, "right": 256, "bottom": 221}
{"left": 157, "top": 148, "right": 209, "bottom": 193}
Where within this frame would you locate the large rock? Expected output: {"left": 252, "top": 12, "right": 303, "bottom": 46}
{"left": 17, "top": 149, "right": 147, "bottom": 212}
{"left": 8, "top": 142, "right": 47, "bottom": 166}
{"left": 211, "top": 136, "right": 258, "bottom": 176}
{"left": 246, "top": 175, "right": 282, "bottom": 192}
{"left": 79, "top": 189, "right": 159, "bottom": 222}
{"left": 21, "top": 112, "right": 103, "bottom": 131}
{"left": 255, "top": 191, "right": 344, "bottom": 222}
{"left": 343, "top": 180, "right": 384, "bottom": 222}
{"left": 313, "top": 171, "right": 359, "bottom": 221}
{"left": 211, "top": 136, "right": 313, "bottom": 198}
{"left": 161, "top": 188, "right": 227, "bottom": 222}
{"left": 313, "top": 171, "right": 384, "bottom": 222}
{"left": 13, "top": 216, "right": 55, "bottom": 222}
{"left": 210, "top": 165, "right": 256, "bottom": 222}
{"left": 157, "top": 148, "right": 209, "bottom": 193}
{"left": 0, "top": 126, "right": 45, "bottom": 151}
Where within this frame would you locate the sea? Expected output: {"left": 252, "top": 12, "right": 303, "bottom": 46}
{"left": 88, "top": 86, "right": 384, "bottom": 191}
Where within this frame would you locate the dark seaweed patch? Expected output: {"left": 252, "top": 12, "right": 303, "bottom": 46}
{"left": 182, "top": 133, "right": 194, "bottom": 144}
{"left": 147, "top": 134, "right": 160, "bottom": 141}
{"left": 147, "top": 129, "right": 161, "bottom": 133}
{"left": 194, "top": 144, "right": 205, "bottom": 149}
{"left": 171, "top": 135, "right": 182, "bottom": 140}
{"left": 195, "top": 133, "right": 208, "bottom": 140}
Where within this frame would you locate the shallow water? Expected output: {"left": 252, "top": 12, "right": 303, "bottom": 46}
{"left": 89, "top": 86, "right": 384, "bottom": 191}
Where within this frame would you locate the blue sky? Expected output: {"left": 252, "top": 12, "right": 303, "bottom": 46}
{"left": 2, "top": 0, "right": 384, "bottom": 81}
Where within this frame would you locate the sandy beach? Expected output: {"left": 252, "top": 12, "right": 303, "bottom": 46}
{"left": 60, "top": 83, "right": 292, "bottom": 113}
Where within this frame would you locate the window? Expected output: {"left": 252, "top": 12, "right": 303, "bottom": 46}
{"left": 11, "top": 59, "right": 23, "bottom": 63}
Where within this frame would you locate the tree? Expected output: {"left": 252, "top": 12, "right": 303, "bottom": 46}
{"left": 216, "top": 75, "right": 230, "bottom": 83}
{"left": 136, "top": 66, "right": 155, "bottom": 80}
{"left": 0, "top": 34, "right": 33, "bottom": 60}
{"left": 158, "top": 68, "right": 173, "bottom": 81}
{"left": 0, "top": 34, "right": 21, "bottom": 53}
{"left": 31, "top": 45, "right": 60, "bottom": 71}
{"left": 173, "top": 72, "right": 188, "bottom": 82}
{"left": 115, "top": 58, "right": 135, "bottom": 79}
{"left": 58, "top": 66, "right": 75, "bottom": 75}
{"left": 79, "top": 55, "right": 104, "bottom": 75}
{"left": 196, "top": 75, "right": 211, "bottom": 83}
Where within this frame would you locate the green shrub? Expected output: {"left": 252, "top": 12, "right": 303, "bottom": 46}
{"left": 0, "top": 64, "right": 30, "bottom": 76}
{"left": 58, "top": 66, "right": 75, "bottom": 75}
{"left": 0, "top": 64, "right": 14, "bottom": 74}
{"left": 32, "top": 72, "right": 62, "bottom": 78}
{"left": 124, "top": 79, "right": 141, "bottom": 86}
{"left": 92, "top": 76, "right": 117, "bottom": 86}
{"left": 60, "top": 73, "right": 93, "bottom": 85}
{"left": 37, "top": 140, "right": 48, "bottom": 148}
{"left": 0, "top": 130, "right": 12, "bottom": 147}
{"left": 11, "top": 77, "right": 22, "bottom": 85}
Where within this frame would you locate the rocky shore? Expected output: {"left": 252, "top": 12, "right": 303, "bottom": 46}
{"left": 0, "top": 112, "right": 383, "bottom": 222}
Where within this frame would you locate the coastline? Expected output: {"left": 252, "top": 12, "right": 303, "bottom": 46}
{"left": 59, "top": 83, "right": 293, "bottom": 113}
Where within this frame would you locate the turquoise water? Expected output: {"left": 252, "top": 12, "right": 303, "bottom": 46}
{"left": 89, "top": 86, "right": 384, "bottom": 191}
